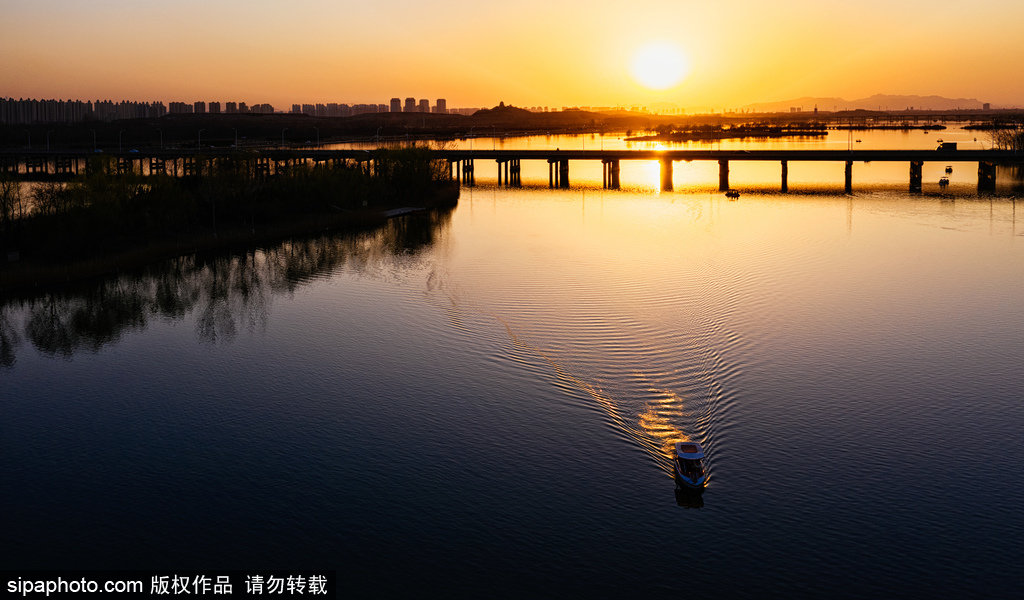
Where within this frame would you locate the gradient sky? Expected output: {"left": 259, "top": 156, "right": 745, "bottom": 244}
{"left": 3, "top": 0, "right": 1023, "bottom": 110}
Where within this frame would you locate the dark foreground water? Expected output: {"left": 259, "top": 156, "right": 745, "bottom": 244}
{"left": 3, "top": 184, "right": 1023, "bottom": 598}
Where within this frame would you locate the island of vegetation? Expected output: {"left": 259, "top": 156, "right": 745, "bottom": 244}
{"left": 0, "top": 146, "right": 457, "bottom": 290}
{"left": 625, "top": 122, "right": 829, "bottom": 142}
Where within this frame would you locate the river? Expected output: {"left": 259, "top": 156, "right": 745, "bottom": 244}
{"left": 2, "top": 128, "right": 1022, "bottom": 598}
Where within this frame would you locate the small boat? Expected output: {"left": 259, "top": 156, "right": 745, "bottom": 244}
{"left": 725, "top": 190, "right": 740, "bottom": 199}
{"left": 939, "top": 177, "right": 950, "bottom": 186}
{"left": 945, "top": 165, "right": 953, "bottom": 174}
{"left": 674, "top": 441, "right": 708, "bottom": 490}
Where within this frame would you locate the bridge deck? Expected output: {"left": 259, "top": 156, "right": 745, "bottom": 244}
{"left": 0, "top": 148, "right": 1018, "bottom": 162}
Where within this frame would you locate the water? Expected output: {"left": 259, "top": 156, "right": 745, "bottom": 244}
{"left": 3, "top": 131, "right": 1023, "bottom": 598}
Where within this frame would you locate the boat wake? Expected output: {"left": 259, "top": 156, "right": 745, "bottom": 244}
{"left": 421, "top": 259, "right": 740, "bottom": 487}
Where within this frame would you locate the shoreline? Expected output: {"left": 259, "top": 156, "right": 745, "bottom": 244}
{"left": 1, "top": 182, "right": 458, "bottom": 293}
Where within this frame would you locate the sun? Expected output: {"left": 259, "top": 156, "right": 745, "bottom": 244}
{"left": 631, "top": 41, "right": 690, "bottom": 90}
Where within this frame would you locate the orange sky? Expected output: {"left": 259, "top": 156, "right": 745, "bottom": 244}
{"left": 2, "top": 0, "right": 1023, "bottom": 110}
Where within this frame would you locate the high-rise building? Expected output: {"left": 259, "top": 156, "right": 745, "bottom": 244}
{"left": 404, "top": 98, "right": 416, "bottom": 113}
{"left": 390, "top": 98, "right": 401, "bottom": 113}
{"left": 194, "top": 101, "right": 206, "bottom": 114}
{"left": 169, "top": 102, "right": 192, "bottom": 114}
{"left": 209, "top": 102, "right": 221, "bottom": 114}
{"left": 226, "top": 102, "right": 238, "bottom": 113}
{"left": 434, "top": 99, "right": 446, "bottom": 114}
{"left": 418, "top": 99, "right": 429, "bottom": 113}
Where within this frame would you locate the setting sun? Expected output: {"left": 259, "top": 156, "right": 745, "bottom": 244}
{"left": 630, "top": 41, "right": 690, "bottom": 90}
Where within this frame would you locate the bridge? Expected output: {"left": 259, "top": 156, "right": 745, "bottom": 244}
{"left": 1, "top": 148, "right": 1018, "bottom": 192}
{"left": 439, "top": 149, "right": 1018, "bottom": 192}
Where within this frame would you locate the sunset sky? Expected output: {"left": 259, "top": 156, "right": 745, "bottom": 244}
{"left": 3, "top": 0, "right": 1023, "bottom": 110}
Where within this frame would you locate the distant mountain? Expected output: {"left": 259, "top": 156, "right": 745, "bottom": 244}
{"left": 741, "top": 94, "right": 986, "bottom": 113}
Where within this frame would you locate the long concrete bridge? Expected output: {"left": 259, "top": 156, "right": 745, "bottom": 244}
{"left": 1, "top": 148, "right": 1019, "bottom": 192}
{"left": 440, "top": 149, "right": 1018, "bottom": 192}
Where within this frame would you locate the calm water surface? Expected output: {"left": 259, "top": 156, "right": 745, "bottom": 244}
{"left": 3, "top": 133, "right": 1023, "bottom": 598}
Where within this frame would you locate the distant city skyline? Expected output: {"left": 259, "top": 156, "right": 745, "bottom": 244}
{"left": 0, "top": 95, "right": 541, "bottom": 125}
{"left": 2, "top": 91, "right": 1013, "bottom": 126}
{"left": 3, "top": 0, "right": 1023, "bottom": 111}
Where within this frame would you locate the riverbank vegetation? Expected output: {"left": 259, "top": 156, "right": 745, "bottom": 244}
{"left": 0, "top": 146, "right": 457, "bottom": 290}
{"left": 991, "top": 123, "right": 1024, "bottom": 151}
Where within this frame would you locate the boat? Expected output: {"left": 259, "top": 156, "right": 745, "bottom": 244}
{"left": 725, "top": 190, "right": 740, "bottom": 199}
{"left": 673, "top": 441, "right": 708, "bottom": 490}
{"left": 945, "top": 165, "right": 953, "bottom": 174}
{"left": 939, "top": 176, "right": 950, "bottom": 186}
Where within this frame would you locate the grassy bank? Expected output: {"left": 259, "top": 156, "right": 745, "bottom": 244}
{"left": 0, "top": 146, "right": 457, "bottom": 290}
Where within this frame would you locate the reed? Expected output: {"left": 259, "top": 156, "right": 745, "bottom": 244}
{"left": 0, "top": 146, "right": 457, "bottom": 290}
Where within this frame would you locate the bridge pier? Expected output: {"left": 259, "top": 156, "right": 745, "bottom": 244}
{"left": 909, "top": 161, "right": 923, "bottom": 192}
{"left": 148, "top": 157, "right": 166, "bottom": 176}
{"left": 117, "top": 157, "right": 134, "bottom": 175}
{"left": 718, "top": 160, "right": 729, "bottom": 191}
{"left": 461, "top": 159, "right": 475, "bottom": 186}
{"left": 602, "top": 159, "right": 620, "bottom": 189}
{"left": 255, "top": 157, "right": 271, "bottom": 178}
{"left": 549, "top": 158, "right": 569, "bottom": 188}
{"left": 660, "top": 158, "right": 673, "bottom": 191}
{"left": 497, "top": 159, "right": 518, "bottom": 186}
{"left": 781, "top": 160, "right": 788, "bottom": 193}
{"left": 845, "top": 160, "right": 853, "bottom": 194}
{"left": 54, "top": 156, "right": 77, "bottom": 176}
{"left": 25, "top": 156, "right": 46, "bottom": 175}
{"left": 511, "top": 158, "right": 521, "bottom": 186}
{"left": 978, "top": 161, "right": 996, "bottom": 191}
